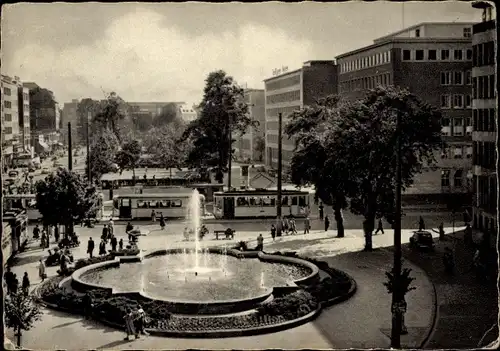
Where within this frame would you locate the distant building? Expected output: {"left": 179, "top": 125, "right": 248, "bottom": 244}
{"left": 234, "top": 89, "right": 265, "bottom": 163}
{"left": 128, "top": 102, "right": 185, "bottom": 118}
{"left": 178, "top": 104, "right": 198, "bottom": 123}
{"left": 471, "top": 1, "right": 497, "bottom": 236}
{"left": 336, "top": 22, "right": 475, "bottom": 207}
{"left": 61, "top": 99, "right": 79, "bottom": 145}
{"left": 263, "top": 60, "right": 338, "bottom": 169}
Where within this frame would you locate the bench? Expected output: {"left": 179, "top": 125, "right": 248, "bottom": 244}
{"left": 214, "top": 230, "right": 236, "bottom": 240}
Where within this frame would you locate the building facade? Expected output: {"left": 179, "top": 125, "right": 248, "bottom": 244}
{"left": 234, "top": 89, "right": 265, "bottom": 163}
{"left": 178, "top": 104, "right": 198, "bottom": 123}
{"left": 128, "top": 102, "right": 185, "bottom": 118}
{"left": 336, "top": 22, "right": 475, "bottom": 206}
{"left": 471, "top": 2, "right": 497, "bottom": 235}
{"left": 264, "top": 61, "right": 338, "bottom": 169}
{"left": 62, "top": 99, "right": 80, "bottom": 145}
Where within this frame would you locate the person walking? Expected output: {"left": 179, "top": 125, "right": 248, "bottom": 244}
{"left": 283, "top": 218, "right": 289, "bottom": 235}
{"left": 256, "top": 234, "right": 264, "bottom": 251}
{"left": 101, "top": 225, "right": 109, "bottom": 243}
{"left": 87, "top": 237, "right": 95, "bottom": 258}
{"left": 124, "top": 307, "right": 138, "bottom": 340}
{"left": 159, "top": 215, "right": 165, "bottom": 230}
{"left": 304, "top": 217, "right": 310, "bottom": 234}
{"left": 4, "top": 267, "right": 15, "bottom": 294}
{"left": 151, "top": 210, "right": 156, "bottom": 222}
{"left": 11, "top": 274, "right": 19, "bottom": 294}
{"left": 54, "top": 225, "right": 60, "bottom": 243}
{"left": 99, "top": 239, "right": 107, "bottom": 256}
{"left": 270, "top": 224, "right": 276, "bottom": 241}
{"left": 134, "top": 305, "right": 149, "bottom": 336}
{"left": 324, "top": 215, "right": 330, "bottom": 232}
{"left": 38, "top": 259, "right": 46, "bottom": 282}
{"left": 22, "top": 272, "right": 30, "bottom": 296}
{"left": 110, "top": 235, "right": 118, "bottom": 252}
{"left": 419, "top": 216, "right": 425, "bottom": 231}
{"left": 119, "top": 238, "right": 124, "bottom": 251}
{"left": 108, "top": 219, "right": 114, "bottom": 238}
{"left": 375, "top": 219, "right": 384, "bottom": 235}
{"left": 290, "top": 218, "right": 298, "bottom": 235}
{"left": 319, "top": 203, "right": 324, "bottom": 220}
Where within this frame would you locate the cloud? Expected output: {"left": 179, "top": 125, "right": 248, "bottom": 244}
{"left": 8, "top": 9, "right": 314, "bottom": 105}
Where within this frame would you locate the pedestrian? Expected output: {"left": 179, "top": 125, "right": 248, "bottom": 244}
{"left": 438, "top": 222, "right": 445, "bottom": 241}
{"left": 101, "top": 225, "right": 109, "bottom": 243}
{"left": 54, "top": 225, "right": 60, "bottom": 243}
{"left": 99, "top": 239, "right": 106, "bottom": 256}
{"left": 324, "top": 215, "right": 330, "bottom": 232}
{"left": 123, "top": 307, "right": 137, "bottom": 340}
{"left": 87, "top": 237, "right": 95, "bottom": 258}
{"left": 134, "top": 305, "right": 149, "bottom": 335}
{"left": 159, "top": 216, "right": 165, "bottom": 230}
{"left": 256, "top": 234, "right": 264, "bottom": 251}
{"left": 151, "top": 210, "right": 156, "bottom": 222}
{"left": 419, "top": 216, "right": 425, "bottom": 231}
{"left": 270, "top": 224, "right": 276, "bottom": 241}
{"left": 119, "top": 238, "right": 124, "bottom": 251}
{"left": 108, "top": 219, "right": 114, "bottom": 238}
{"left": 38, "top": 259, "right": 46, "bottom": 282}
{"left": 464, "top": 223, "right": 473, "bottom": 246}
{"left": 290, "top": 218, "right": 297, "bottom": 234}
{"left": 22, "top": 272, "right": 30, "bottom": 296}
{"left": 33, "top": 224, "right": 40, "bottom": 240}
{"left": 110, "top": 235, "right": 118, "bottom": 252}
{"left": 319, "top": 203, "right": 324, "bottom": 220}
{"left": 375, "top": 219, "right": 384, "bottom": 235}
{"left": 283, "top": 218, "right": 289, "bottom": 235}
{"left": 4, "top": 267, "right": 15, "bottom": 294}
{"left": 82, "top": 292, "right": 93, "bottom": 320}
{"left": 304, "top": 217, "right": 310, "bottom": 234}
{"left": 11, "top": 274, "right": 19, "bottom": 294}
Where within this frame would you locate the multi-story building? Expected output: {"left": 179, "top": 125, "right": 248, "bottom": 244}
{"left": 471, "top": 1, "right": 497, "bottom": 236}
{"left": 128, "top": 102, "right": 185, "bottom": 118}
{"left": 178, "top": 104, "right": 198, "bottom": 123}
{"left": 234, "top": 89, "right": 265, "bottom": 163}
{"left": 264, "top": 60, "right": 338, "bottom": 169}
{"left": 18, "top": 83, "right": 31, "bottom": 154}
{"left": 336, "top": 22, "right": 475, "bottom": 206}
{"left": 62, "top": 99, "right": 80, "bottom": 145}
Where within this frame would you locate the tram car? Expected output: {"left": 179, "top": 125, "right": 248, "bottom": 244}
{"left": 213, "top": 189, "right": 311, "bottom": 219}
{"left": 112, "top": 192, "right": 206, "bottom": 220}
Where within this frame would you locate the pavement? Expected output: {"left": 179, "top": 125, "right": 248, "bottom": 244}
{"left": 5, "top": 222, "right": 444, "bottom": 350}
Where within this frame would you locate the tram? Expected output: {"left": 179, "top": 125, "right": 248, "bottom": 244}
{"left": 213, "top": 189, "right": 311, "bottom": 219}
{"left": 3, "top": 194, "right": 42, "bottom": 222}
{"left": 112, "top": 192, "right": 206, "bottom": 220}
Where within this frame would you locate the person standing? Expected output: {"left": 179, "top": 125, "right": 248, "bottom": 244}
{"left": 419, "top": 216, "right": 425, "bottom": 231}
{"left": 108, "top": 219, "right": 114, "bottom": 238}
{"left": 38, "top": 259, "right": 46, "bottom": 282}
{"left": 99, "top": 239, "right": 106, "bottom": 256}
{"left": 159, "top": 215, "right": 165, "bottom": 230}
{"left": 11, "top": 274, "right": 19, "bottom": 294}
{"left": 324, "top": 215, "right": 330, "bottom": 232}
{"left": 319, "top": 203, "right": 324, "bottom": 220}
{"left": 119, "top": 238, "right": 124, "bottom": 251}
{"left": 375, "top": 219, "right": 384, "bottom": 235}
{"left": 4, "top": 267, "right": 15, "bottom": 294}
{"left": 134, "top": 305, "right": 149, "bottom": 336}
{"left": 283, "top": 218, "right": 289, "bottom": 235}
{"left": 101, "top": 225, "right": 109, "bottom": 243}
{"left": 290, "top": 218, "right": 298, "bottom": 234}
{"left": 22, "top": 272, "right": 30, "bottom": 296}
{"left": 110, "top": 235, "right": 118, "bottom": 252}
{"left": 256, "top": 234, "right": 264, "bottom": 251}
{"left": 304, "top": 217, "right": 310, "bottom": 234}
{"left": 33, "top": 225, "right": 40, "bottom": 240}
{"left": 270, "top": 224, "right": 276, "bottom": 241}
{"left": 151, "top": 210, "right": 156, "bottom": 222}
{"left": 124, "top": 307, "right": 137, "bottom": 340}
{"left": 54, "top": 225, "right": 60, "bottom": 243}
{"left": 87, "top": 237, "right": 95, "bottom": 258}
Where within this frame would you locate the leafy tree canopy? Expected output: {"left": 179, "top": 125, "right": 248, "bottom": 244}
{"left": 115, "top": 140, "right": 142, "bottom": 172}
{"left": 92, "top": 92, "right": 128, "bottom": 142}
{"left": 35, "top": 168, "right": 100, "bottom": 227}
{"left": 77, "top": 98, "right": 101, "bottom": 142}
{"left": 182, "top": 70, "right": 254, "bottom": 176}
{"left": 144, "top": 125, "right": 188, "bottom": 169}
{"left": 153, "top": 103, "right": 181, "bottom": 127}
{"left": 86, "top": 129, "right": 120, "bottom": 180}
{"left": 5, "top": 293, "right": 43, "bottom": 347}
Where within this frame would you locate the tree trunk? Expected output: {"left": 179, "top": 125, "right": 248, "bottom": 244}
{"left": 16, "top": 325, "right": 21, "bottom": 347}
{"left": 334, "top": 204, "right": 344, "bottom": 238}
{"left": 132, "top": 168, "right": 136, "bottom": 186}
{"left": 363, "top": 214, "right": 376, "bottom": 251}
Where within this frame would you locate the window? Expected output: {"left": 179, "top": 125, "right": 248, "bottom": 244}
{"left": 453, "top": 94, "right": 464, "bottom": 108}
{"left": 441, "top": 95, "right": 451, "bottom": 108}
{"left": 463, "top": 27, "right": 472, "bottom": 38}
{"left": 171, "top": 199, "right": 182, "bottom": 207}
{"left": 466, "top": 70, "right": 472, "bottom": 85}
{"left": 415, "top": 50, "right": 424, "bottom": 60}
{"left": 454, "top": 118, "right": 464, "bottom": 135}
{"left": 454, "top": 170, "right": 463, "bottom": 187}
{"left": 4, "top": 101, "right": 11, "bottom": 108}
{"left": 466, "top": 146, "right": 473, "bottom": 158}
{"left": 441, "top": 170, "right": 450, "bottom": 187}
{"left": 3, "top": 87, "right": 11, "bottom": 96}
{"left": 415, "top": 29, "right": 420, "bottom": 37}
{"left": 4, "top": 113, "right": 12, "bottom": 122}
{"left": 440, "top": 72, "right": 452, "bottom": 85}
{"left": 453, "top": 147, "right": 463, "bottom": 159}
{"left": 466, "top": 49, "right": 473, "bottom": 61}
{"left": 428, "top": 49, "right": 437, "bottom": 60}
{"left": 441, "top": 117, "right": 450, "bottom": 126}
{"left": 441, "top": 146, "right": 449, "bottom": 158}
{"left": 402, "top": 50, "right": 411, "bottom": 60}
{"left": 23, "top": 93, "right": 28, "bottom": 101}
{"left": 453, "top": 71, "right": 463, "bottom": 85}
{"left": 489, "top": 75, "right": 495, "bottom": 98}
{"left": 441, "top": 49, "right": 450, "bottom": 60}
{"left": 454, "top": 49, "right": 463, "bottom": 60}
{"left": 466, "top": 117, "right": 472, "bottom": 135}
{"left": 465, "top": 95, "right": 472, "bottom": 108}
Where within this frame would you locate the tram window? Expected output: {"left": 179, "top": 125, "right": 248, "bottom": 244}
{"left": 237, "top": 197, "right": 248, "bottom": 206}
{"left": 256, "top": 197, "right": 263, "bottom": 206}
{"left": 292, "top": 197, "right": 298, "bottom": 206}
{"left": 263, "top": 197, "right": 272, "bottom": 206}
{"left": 215, "top": 197, "right": 223, "bottom": 207}
{"left": 171, "top": 199, "right": 182, "bottom": 207}
{"left": 299, "top": 196, "right": 306, "bottom": 207}
{"left": 249, "top": 197, "right": 256, "bottom": 206}
{"left": 137, "top": 200, "right": 148, "bottom": 208}
{"left": 149, "top": 200, "right": 159, "bottom": 208}
{"left": 121, "top": 199, "right": 131, "bottom": 207}
{"left": 159, "top": 200, "right": 170, "bottom": 208}
{"left": 282, "top": 197, "right": 288, "bottom": 206}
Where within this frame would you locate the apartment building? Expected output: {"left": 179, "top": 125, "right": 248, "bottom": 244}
{"left": 62, "top": 99, "right": 80, "bottom": 145}
{"left": 336, "top": 22, "right": 475, "bottom": 206}
{"left": 264, "top": 61, "right": 338, "bottom": 169}
{"left": 471, "top": 1, "right": 497, "bottom": 235}
{"left": 234, "top": 89, "right": 265, "bottom": 163}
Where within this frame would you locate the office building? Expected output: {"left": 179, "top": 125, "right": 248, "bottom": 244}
{"left": 471, "top": 1, "right": 497, "bottom": 236}
{"left": 62, "top": 99, "right": 79, "bottom": 144}
{"left": 179, "top": 104, "right": 198, "bottom": 123}
{"left": 234, "top": 89, "right": 265, "bottom": 163}
{"left": 264, "top": 60, "right": 338, "bottom": 169}
{"left": 336, "top": 22, "right": 475, "bottom": 206}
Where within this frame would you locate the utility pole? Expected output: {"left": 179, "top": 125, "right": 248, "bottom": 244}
{"left": 68, "top": 122, "right": 72, "bottom": 171}
{"left": 276, "top": 112, "right": 283, "bottom": 237}
{"left": 0, "top": 132, "right": 4, "bottom": 350}
{"left": 391, "top": 111, "right": 403, "bottom": 348}
{"left": 227, "top": 117, "right": 232, "bottom": 191}
{"left": 86, "top": 111, "right": 91, "bottom": 184}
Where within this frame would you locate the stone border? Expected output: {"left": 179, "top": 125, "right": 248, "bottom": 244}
{"left": 70, "top": 247, "right": 320, "bottom": 315}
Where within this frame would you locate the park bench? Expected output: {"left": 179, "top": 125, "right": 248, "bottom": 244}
{"left": 214, "top": 229, "right": 236, "bottom": 240}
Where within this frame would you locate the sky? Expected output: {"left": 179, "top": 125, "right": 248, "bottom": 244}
{"left": 2, "top": 1, "right": 481, "bottom": 106}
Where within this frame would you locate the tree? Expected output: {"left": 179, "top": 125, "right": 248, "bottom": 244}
{"left": 92, "top": 92, "right": 129, "bottom": 142}
{"left": 86, "top": 129, "right": 120, "bottom": 181}
{"left": 384, "top": 267, "right": 416, "bottom": 334}
{"left": 77, "top": 98, "right": 103, "bottom": 143}
{"left": 36, "top": 168, "right": 100, "bottom": 235}
{"left": 5, "top": 292, "right": 43, "bottom": 347}
{"left": 254, "top": 136, "right": 265, "bottom": 162}
{"left": 324, "top": 86, "right": 442, "bottom": 250}
{"left": 286, "top": 95, "right": 348, "bottom": 238}
{"left": 144, "top": 125, "right": 187, "bottom": 171}
{"left": 115, "top": 140, "right": 142, "bottom": 180}
{"left": 182, "top": 70, "right": 254, "bottom": 182}
{"left": 153, "top": 103, "right": 180, "bottom": 127}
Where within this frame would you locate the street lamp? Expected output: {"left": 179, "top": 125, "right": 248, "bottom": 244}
{"left": 276, "top": 112, "right": 283, "bottom": 237}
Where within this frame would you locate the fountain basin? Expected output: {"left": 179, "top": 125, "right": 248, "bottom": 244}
{"left": 71, "top": 248, "right": 320, "bottom": 315}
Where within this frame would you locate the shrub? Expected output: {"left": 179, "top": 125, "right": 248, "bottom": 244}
{"left": 74, "top": 254, "right": 114, "bottom": 270}
{"left": 256, "top": 290, "right": 317, "bottom": 318}
{"left": 235, "top": 241, "right": 248, "bottom": 251}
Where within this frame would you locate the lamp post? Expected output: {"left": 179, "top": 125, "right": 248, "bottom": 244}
{"left": 276, "top": 112, "right": 283, "bottom": 237}
{"left": 67, "top": 122, "right": 72, "bottom": 171}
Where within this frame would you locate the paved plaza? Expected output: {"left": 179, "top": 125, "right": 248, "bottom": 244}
{"left": 5, "top": 221, "right": 449, "bottom": 350}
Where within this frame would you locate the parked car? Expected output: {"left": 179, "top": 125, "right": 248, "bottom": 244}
{"left": 409, "top": 231, "right": 435, "bottom": 250}
{"left": 8, "top": 170, "right": 19, "bottom": 177}
{"left": 53, "top": 162, "right": 64, "bottom": 168}
{"left": 41, "top": 167, "right": 50, "bottom": 174}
